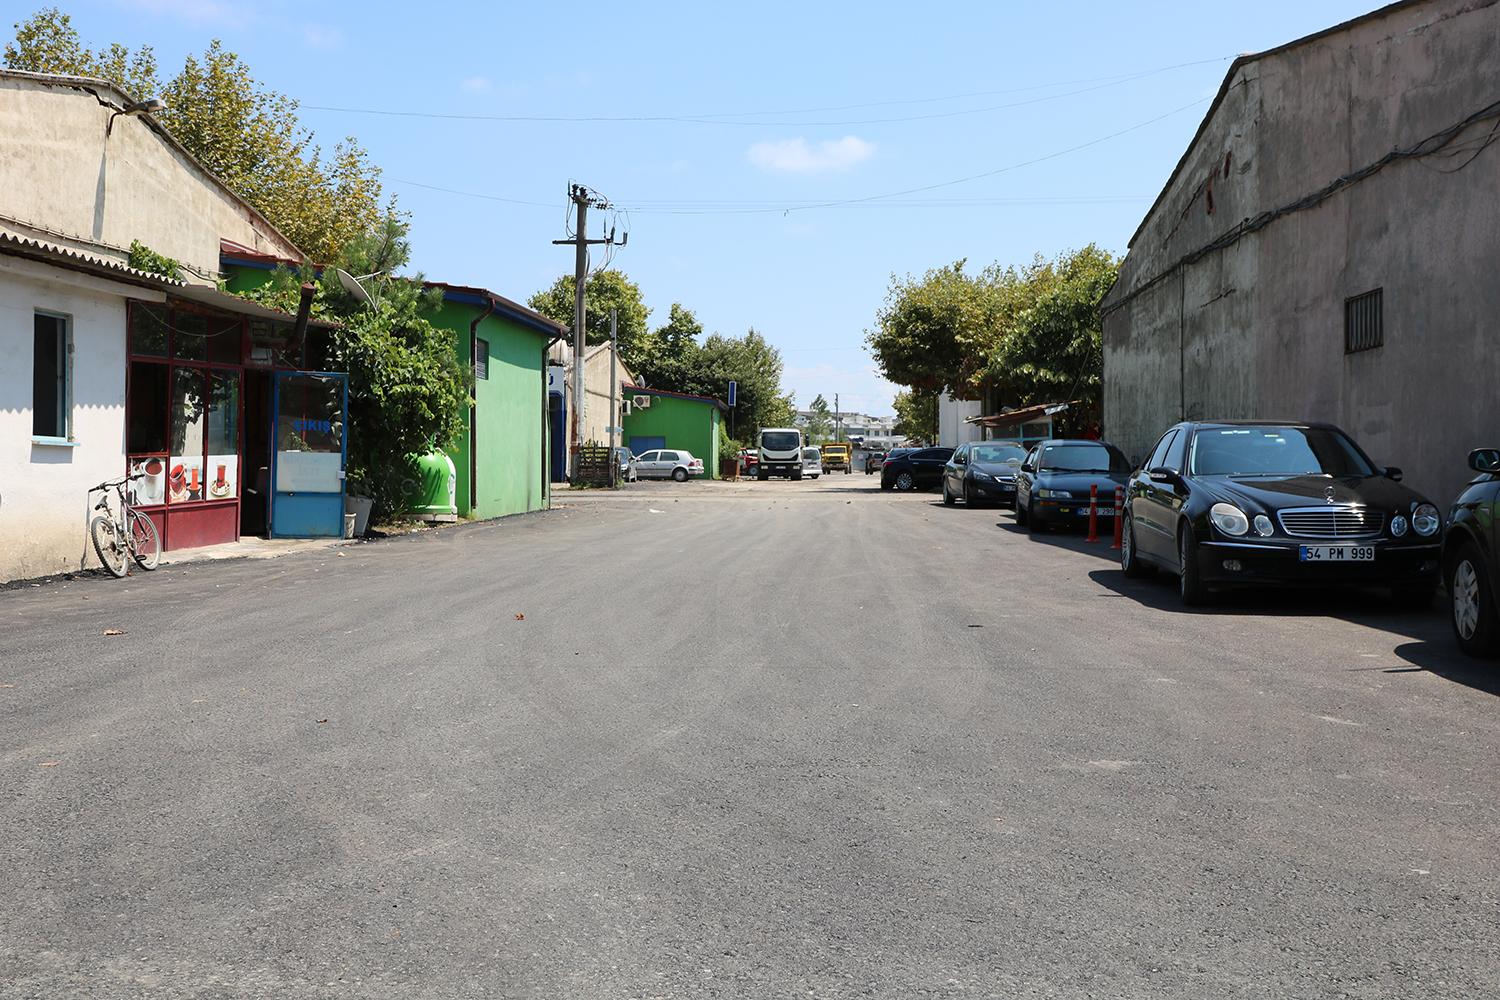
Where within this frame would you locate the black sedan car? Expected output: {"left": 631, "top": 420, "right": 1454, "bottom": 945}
{"left": 942, "top": 441, "right": 1027, "bottom": 508}
{"left": 1442, "top": 447, "right": 1500, "bottom": 656}
{"left": 880, "top": 447, "right": 954, "bottom": 491}
{"left": 1120, "top": 421, "right": 1442, "bottom": 607}
{"left": 1014, "top": 439, "right": 1132, "bottom": 532}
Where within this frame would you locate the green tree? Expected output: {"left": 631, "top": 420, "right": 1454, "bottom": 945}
{"left": 673, "top": 328, "right": 793, "bottom": 441}
{"left": 5, "top": 9, "right": 400, "bottom": 264}
{"left": 891, "top": 389, "right": 938, "bottom": 444}
{"left": 633, "top": 302, "right": 703, "bottom": 390}
{"left": 239, "top": 256, "right": 472, "bottom": 520}
{"left": 866, "top": 261, "right": 995, "bottom": 398}
{"left": 527, "top": 270, "right": 653, "bottom": 369}
{"left": 806, "top": 394, "right": 832, "bottom": 442}
{"left": 987, "top": 244, "right": 1117, "bottom": 435}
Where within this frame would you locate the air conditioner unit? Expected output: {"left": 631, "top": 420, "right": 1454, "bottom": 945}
{"left": 632, "top": 394, "right": 652, "bottom": 409}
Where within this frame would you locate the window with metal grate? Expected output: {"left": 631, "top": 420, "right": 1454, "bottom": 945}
{"left": 1345, "top": 288, "right": 1383, "bottom": 353}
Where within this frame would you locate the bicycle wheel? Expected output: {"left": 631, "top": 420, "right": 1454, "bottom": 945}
{"left": 129, "top": 509, "right": 160, "bottom": 570}
{"left": 90, "top": 516, "right": 128, "bottom": 577}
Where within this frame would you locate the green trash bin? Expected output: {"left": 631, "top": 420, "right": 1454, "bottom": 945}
{"left": 408, "top": 449, "right": 457, "bottom": 521}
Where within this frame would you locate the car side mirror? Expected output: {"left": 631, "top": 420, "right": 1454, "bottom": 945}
{"left": 1021, "top": 463, "right": 1033, "bottom": 473}
{"left": 1469, "top": 448, "right": 1500, "bottom": 474}
{"left": 1147, "top": 467, "right": 1179, "bottom": 484}
{"left": 1381, "top": 466, "right": 1404, "bottom": 481}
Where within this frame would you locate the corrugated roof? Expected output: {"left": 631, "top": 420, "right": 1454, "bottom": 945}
{"left": 0, "top": 229, "right": 185, "bottom": 290}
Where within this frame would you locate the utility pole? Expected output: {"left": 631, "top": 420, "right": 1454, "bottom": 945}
{"left": 609, "top": 308, "right": 618, "bottom": 454}
{"left": 835, "top": 394, "right": 841, "bottom": 443}
{"left": 552, "top": 183, "right": 624, "bottom": 481}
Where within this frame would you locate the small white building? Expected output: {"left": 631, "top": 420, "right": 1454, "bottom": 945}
{"left": 1, "top": 70, "right": 310, "bottom": 581}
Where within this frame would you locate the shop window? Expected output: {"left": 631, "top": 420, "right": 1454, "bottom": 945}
{"left": 127, "top": 361, "right": 170, "bottom": 454}
{"left": 170, "top": 367, "right": 207, "bottom": 502}
{"left": 32, "top": 312, "right": 68, "bottom": 439}
{"left": 173, "top": 310, "right": 208, "bottom": 362}
{"left": 131, "top": 303, "right": 168, "bottom": 357}
{"left": 205, "top": 371, "right": 241, "bottom": 499}
{"left": 208, "top": 314, "right": 243, "bottom": 365}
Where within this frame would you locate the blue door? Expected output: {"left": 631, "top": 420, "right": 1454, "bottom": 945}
{"left": 629, "top": 436, "right": 665, "bottom": 457}
{"left": 270, "top": 371, "right": 348, "bottom": 538}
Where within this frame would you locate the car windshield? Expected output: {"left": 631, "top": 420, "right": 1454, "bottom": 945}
{"left": 1189, "top": 426, "right": 1376, "bottom": 477}
{"left": 761, "top": 432, "right": 799, "bottom": 451}
{"left": 970, "top": 444, "right": 1026, "bottom": 465}
{"left": 1038, "top": 444, "right": 1129, "bottom": 473}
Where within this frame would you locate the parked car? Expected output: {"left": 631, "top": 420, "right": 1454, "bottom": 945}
{"left": 1015, "top": 439, "right": 1132, "bottom": 532}
{"left": 1119, "top": 421, "right": 1442, "bottom": 607}
{"left": 880, "top": 447, "right": 955, "bottom": 491}
{"left": 863, "top": 451, "right": 885, "bottom": 474}
{"left": 1442, "top": 447, "right": 1500, "bottom": 656}
{"left": 802, "top": 446, "right": 822, "bottom": 479}
{"left": 942, "top": 441, "right": 1027, "bottom": 508}
{"left": 634, "top": 449, "right": 704, "bottom": 481}
{"left": 614, "top": 446, "right": 637, "bottom": 483}
{"left": 739, "top": 448, "right": 758, "bottom": 476}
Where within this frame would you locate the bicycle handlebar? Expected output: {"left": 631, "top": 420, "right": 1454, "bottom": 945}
{"left": 89, "top": 473, "right": 145, "bottom": 492}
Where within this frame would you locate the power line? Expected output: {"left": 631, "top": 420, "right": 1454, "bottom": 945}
{"left": 299, "top": 56, "right": 1231, "bottom": 128}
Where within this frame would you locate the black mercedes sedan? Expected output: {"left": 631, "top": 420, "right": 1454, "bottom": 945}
{"left": 941, "top": 440, "right": 1027, "bottom": 508}
{"left": 1441, "top": 447, "right": 1500, "bottom": 656}
{"left": 1120, "top": 421, "right": 1442, "bottom": 607}
{"left": 880, "top": 447, "right": 954, "bottom": 491}
{"left": 1014, "top": 439, "right": 1132, "bottom": 532}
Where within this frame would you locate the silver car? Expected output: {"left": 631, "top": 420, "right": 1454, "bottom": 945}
{"left": 634, "top": 449, "right": 704, "bottom": 481}
{"left": 614, "top": 446, "right": 637, "bottom": 483}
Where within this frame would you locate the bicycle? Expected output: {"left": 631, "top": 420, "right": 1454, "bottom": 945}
{"left": 88, "top": 474, "right": 161, "bottom": 577}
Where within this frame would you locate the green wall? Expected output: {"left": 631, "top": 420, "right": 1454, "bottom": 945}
{"left": 622, "top": 392, "right": 722, "bottom": 478}
{"left": 429, "top": 299, "right": 550, "bottom": 518}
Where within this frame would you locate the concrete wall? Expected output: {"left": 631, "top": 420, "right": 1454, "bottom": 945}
{"left": 580, "top": 345, "right": 633, "bottom": 447}
{"left": 0, "top": 257, "right": 166, "bottom": 580}
{"left": 0, "top": 72, "right": 301, "bottom": 284}
{"left": 1102, "top": 0, "right": 1500, "bottom": 502}
{"left": 938, "top": 394, "right": 982, "bottom": 448}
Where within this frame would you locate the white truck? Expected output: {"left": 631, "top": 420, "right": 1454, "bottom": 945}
{"left": 757, "top": 427, "right": 804, "bottom": 481}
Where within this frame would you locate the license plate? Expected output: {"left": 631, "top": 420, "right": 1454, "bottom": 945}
{"left": 1300, "top": 545, "right": 1374, "bottom": 562}
{"left": 1059, "top": 507, "right": 1116, "bottom": 516}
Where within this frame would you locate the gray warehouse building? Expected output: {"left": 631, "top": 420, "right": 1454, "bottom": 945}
{"left": 1100, "top": 0, "right": 1500, "bottom": 508}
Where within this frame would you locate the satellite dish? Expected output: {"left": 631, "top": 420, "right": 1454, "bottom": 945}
{"left": 335, "top": 268, "right": 374, "bottom": 306}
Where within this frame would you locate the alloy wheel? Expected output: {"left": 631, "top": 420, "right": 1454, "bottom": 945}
{"left": 1454, "top": 559, "right": 1481, "bottom": 640}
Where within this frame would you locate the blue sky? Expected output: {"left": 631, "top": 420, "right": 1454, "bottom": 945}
{"left": 37, "top": 0, "right": 1383, "bottom": 417}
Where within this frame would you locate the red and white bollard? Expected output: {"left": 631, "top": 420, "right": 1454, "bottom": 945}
{"left": 1111, "top": 485, "right": 1124, "bottom": 550}
{"left": 1087, "top": 483, "right": 1099, "bottom": 543}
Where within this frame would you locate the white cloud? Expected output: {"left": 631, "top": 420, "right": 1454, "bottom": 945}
{"left": 461, "top": 76, "right": 492, "bottom": 94}
{"left": 303, "top": 25, "right": 343, "bottom": 49}
{"left": 747, "top": 136, "right": 876, "bottom": 174}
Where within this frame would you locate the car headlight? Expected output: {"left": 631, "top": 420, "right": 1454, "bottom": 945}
{"left": 1391, "top": 515, "right": 1408, "bottom": 537}
{"left": 1253, "top": 514, "right": 1274, "bottom": 537}
{"left": 1210, "top": 502, "right": 1250, "bottom": 536}
{"left": 1412, "top": 504, "right": 1440, "bottom": 536}
{"left": 1037, "top": 488, "right": 1063, "bottom": 498}
{"left": 972, "top": 471, "right": 994, "bottom": 482}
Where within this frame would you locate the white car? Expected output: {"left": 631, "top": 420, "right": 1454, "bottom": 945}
{"left": 634, "top": 449, "right": 704, "bottom": 481}
{"left": 801, "top": 447, "right": 822, "bottom": 480}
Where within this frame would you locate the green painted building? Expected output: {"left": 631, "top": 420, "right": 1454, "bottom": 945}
{"left": 622, "top": 387, "right": 727, "bottom": 478}
{"left": 219, "top": 245, "right": 566, "bottom": 520}
{"left": 426, "top": 284, "right": 566, "bottom": 517}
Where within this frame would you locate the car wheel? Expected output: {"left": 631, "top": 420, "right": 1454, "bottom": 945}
{"left": 1014, "top": 494, "right": 1028, "bottom": 525}
{"left": 1027, "top": 499, "right": 1043, "bottom": 534}
{"left": 1178, "top": 527, "right": 1208, "bottom": 606}
{"left": 895, "top": 471, "right": 915, "bottom": 491}
{"left": 1120, "top": 510, "right": 1154, "bottom": 578}
{"left": 757, "top": 470, "right": 768, "bottom": 482}
{"left": 942, "top": 480, "right": 955, "bottom": 505}
{"left": 1449, "top": 542, "right": 1500, "bottom": 656}
{"left": 673, "top": 467, "right": 688, "bottom": 482}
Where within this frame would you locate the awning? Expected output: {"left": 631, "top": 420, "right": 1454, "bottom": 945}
{"left": 170, "top": 282, "right": 339, "bottom": 328}
{"left": 966, "top": 400, "right": 1079, "bottom": 428}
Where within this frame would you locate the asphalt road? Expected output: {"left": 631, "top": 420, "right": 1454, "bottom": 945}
{"left": 3, "top": 474, "right": 1498, "bottom": 999}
